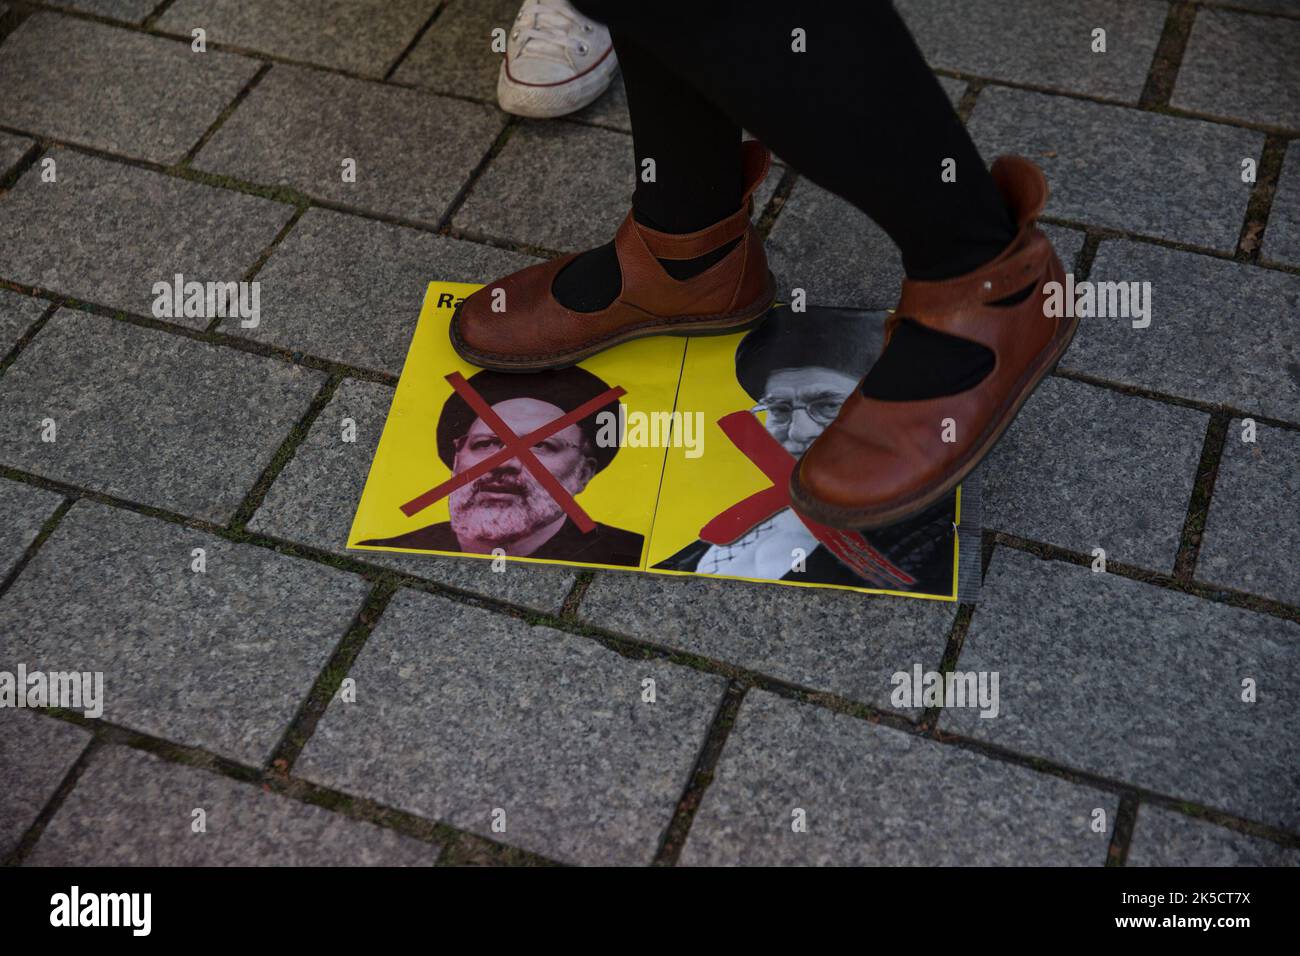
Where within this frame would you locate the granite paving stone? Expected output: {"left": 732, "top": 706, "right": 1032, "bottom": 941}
{"left": 26, "top": 745, "right": 436, "bottom": 866}
{"left": 1172, "top": 7, "right": 1300, "bottom": 130}
{"left": 1127, "top": 804, "right": 1299, "bottom": 866}
{"left": 968, "top": 87, "right": 1263, "bottom": 251}
{"left": 0, "top": 710, "right": 92, "bottom": 858}
{"left": 195, "top": 63, "right": 504, "bottom": 226}
{"left": 44, "top": 0, "right": 157, "bottom": 21}
{"left": 1197, "top": 421, "right": 1300, "bottom": 605}
{"left": 0, "top": 130, "right": 33, "bottom": 178}
{"left": 0, "top": 13, "right": 261, "bottom": 163}
{"left": 0, "top": 502, "right": 369, "bottom": 765}
{"left": 979, "top": 376, "right": 1207, "bottom": 572}
{"left": 0, "top": 478, "right": 63, "bottom": 581}
{"left": 1061, "top": 240, "right": 1300, "bottom": 422}
{"left": 1263, "top": 144, "right": 1300, "bottom": 267}
{"left": 899, "top": 0, "right": 1167, "bottom": 103}
{"left": 0, "top": 310, "right": 324, "bottom": 522}
{"left": 227, "top": 208, "right": 540, "bottom": 373}
{"left": 158, "top": 0, "right": 440, "bottom": 78}
{"left": 391, "top": 0, "right": 518, "bottom": 100}
{"left": 249, "top": 378, "right": 579, "bottom": 614}
{"left": 579, "top": 572, "right": 956, "bottom": 712}
{"left": 766, "top": 172, "right": 1085, "bottom": 308}
{"left": 0, "top": 287, "right": 48, "bottom": 353}
{"left": 0, "top": 150, "right": 294, "bottom": 323}
{"left": 938, "top": 75, "right": 967, "bottom": 107}
{"left": 570, "top": 71, "right": 630, "bottom": 133}
{"left": 455, "top": 120, "right": 772, "bottom": 253}
{"left": 681, "top": 690, "right": 1116, "bottom": 866}
{"left": 454, "top": 120, "right": 632, "bottom": 252}
{"left": 943, "top": 548, "right": 1300, "bottom": 831}
{"left": 296, "top": 589, "right": 727, "bottom": 865}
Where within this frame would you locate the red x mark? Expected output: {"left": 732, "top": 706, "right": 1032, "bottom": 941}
{"left": 400, "top": 372, "right": 625, "bottom": 534}
{"left": 700, "top": 411, "right": 917, "bottom": 588}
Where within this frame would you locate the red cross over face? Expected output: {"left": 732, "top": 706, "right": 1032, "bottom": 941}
{"left": 701, "top": 411, "right": 917, "bottom": 590}
{"left": 401, "top": 372, "right": 626, "bottom": 535}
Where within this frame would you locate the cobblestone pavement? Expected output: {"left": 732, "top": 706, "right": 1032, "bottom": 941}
{"left": 1, "top": 0, "right": 1297, "bottom": 867}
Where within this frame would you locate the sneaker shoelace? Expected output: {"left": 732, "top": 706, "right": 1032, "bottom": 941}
{"left": 513, "top": 1, "right": 595, "bottom": 70}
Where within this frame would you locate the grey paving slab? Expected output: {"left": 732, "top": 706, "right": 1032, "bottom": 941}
{"left": 158, "top": 0, "right": 440, "bottom": 78}
{"left": 0, "top": 710, "right": 92, "bottom": 858}
{"left": 1128, "top": 804, "right": 1299, "bottom": 866}
{"left": 0, "top": 13, "right": 260, "bottom": 164}
{"left": 767, "top": 172, "right": 1085, "bottom": 308}
{"left": 570, "top": 69, "right": 630, "bottom": 132}
{"left": 1263, "top": 144, "right": 1300, "bottom": 267}
{"left": 0, "top": 288, "right": 48, "bottom": 353}
{"left": 249, "top": 377, "right": 578, "bottom": 614}
{"left": 938, "top": 75, "right": 967, "bottom": 107}
{"left": 227, "top": 208, "right": 540, "bottom": 373}
{"left": 0, "top": 478, "right": 62, "bottom": 581}
{"left": 195, "top": 63, "right": 504, "bottom": 226}
{"left": 27, "top": 745, "right": 436, "bottom": 866}
{"left": 943, "top": 548, "right": 1300, "bottom": 831}
{"left": 766, "top": 179, "right": 911, "bottom": 309}
{"left": 579, "top": 572, "right": 956, "bottom": 712}
{"left": 454, "top": 120, "right": 631, "bottom": 252}
{"left": 682, "top": 690, "right": 1116, "bottom": 866}
{"left": 1198, "top": 421, "right": 1300, "bottom": 605}
{"left": 297, "top": 589, "right": 726, "bottom": 865}
{"left": 979, "top": 376, "right": 1207, "bottom": 572}
{"left": 1045, "top": 223, "right": 1090, "bottom": 274}
{"left": 0, "top": 310, "right": 324, "bottom": 522}
{"left": 1173, "top": 8, "right": 1300, "bottom": 130}
{"left": 899, "top": 0, "right": 1166, "bottom": 103}
{"left": 44, "top": 0, "right": 157, "bottom": 21}
{"left": 1, "top": 502, "right": 369, "bottom": 765}
{"left": 1061, "top": 240, "right": 1300, "bottom": 422}
{"left": 391, "top": 0, "right": 518, "bottom": 99}
{"left": 0, "top": 130, "right": 32, "bottom": 178}
{"left": 968, "top": 87, "right": 1263, "bottom": 251}
{"left": 0, "top": 150, "right": 294, "bottom": 323}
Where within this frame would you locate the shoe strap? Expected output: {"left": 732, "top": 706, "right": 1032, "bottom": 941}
{"left": 631, "top": 139, "right": 771, "bottom": 260}
{"left": 896, "top": 226, "right": 1053, "bottom": 325}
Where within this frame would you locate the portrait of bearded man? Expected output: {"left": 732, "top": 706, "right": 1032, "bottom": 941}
{"left": 362, "top": 366, "right": 644, "bottom": 567}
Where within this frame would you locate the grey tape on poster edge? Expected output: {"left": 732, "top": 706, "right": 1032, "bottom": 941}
{"left": 956, "top": 470, "right": 983, "bottom": 604}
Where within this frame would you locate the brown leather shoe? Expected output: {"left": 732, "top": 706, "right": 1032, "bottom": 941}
{"left": 450, "top": 139, "right": 777, "bottom": 371}
{"left": 789, "top": 156, "right": 1075, "bottom": 530}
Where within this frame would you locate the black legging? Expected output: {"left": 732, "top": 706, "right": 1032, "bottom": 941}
{"left": 575, "top": 0, "right": 1015, "bottom": 281}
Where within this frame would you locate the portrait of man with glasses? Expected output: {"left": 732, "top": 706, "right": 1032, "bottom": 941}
{"left": 654, "top": 305, "right": 955, "bottom": 593}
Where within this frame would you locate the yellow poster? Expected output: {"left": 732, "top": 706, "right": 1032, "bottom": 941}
{"left": 347, "top": 282, "right": 962, "bottom": 600}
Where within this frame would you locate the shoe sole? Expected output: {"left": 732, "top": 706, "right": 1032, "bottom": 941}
{"left": 789, "top": 308, "right": 1082, "bottom": 531}
{"left": 449, "top": 270, "right": 778, "bottom": 373}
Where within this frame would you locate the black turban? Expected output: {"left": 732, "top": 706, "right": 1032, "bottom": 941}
{"left": 436, "top": 367, "right": 622, "bottom": 472}
{"left": 734, "top": 304, "right": 887, "bottom": 401}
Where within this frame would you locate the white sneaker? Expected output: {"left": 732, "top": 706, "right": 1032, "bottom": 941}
{"left": 497, "top": 0, "right": 618, "bottom": 118}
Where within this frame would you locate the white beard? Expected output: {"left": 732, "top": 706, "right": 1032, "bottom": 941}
{"left": 450, "top": 468, "right": 574, "bottom": 548}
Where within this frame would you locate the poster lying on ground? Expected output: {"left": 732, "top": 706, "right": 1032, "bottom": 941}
{"left": 347, "top": 281, "right": 966, "bottom": 601}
